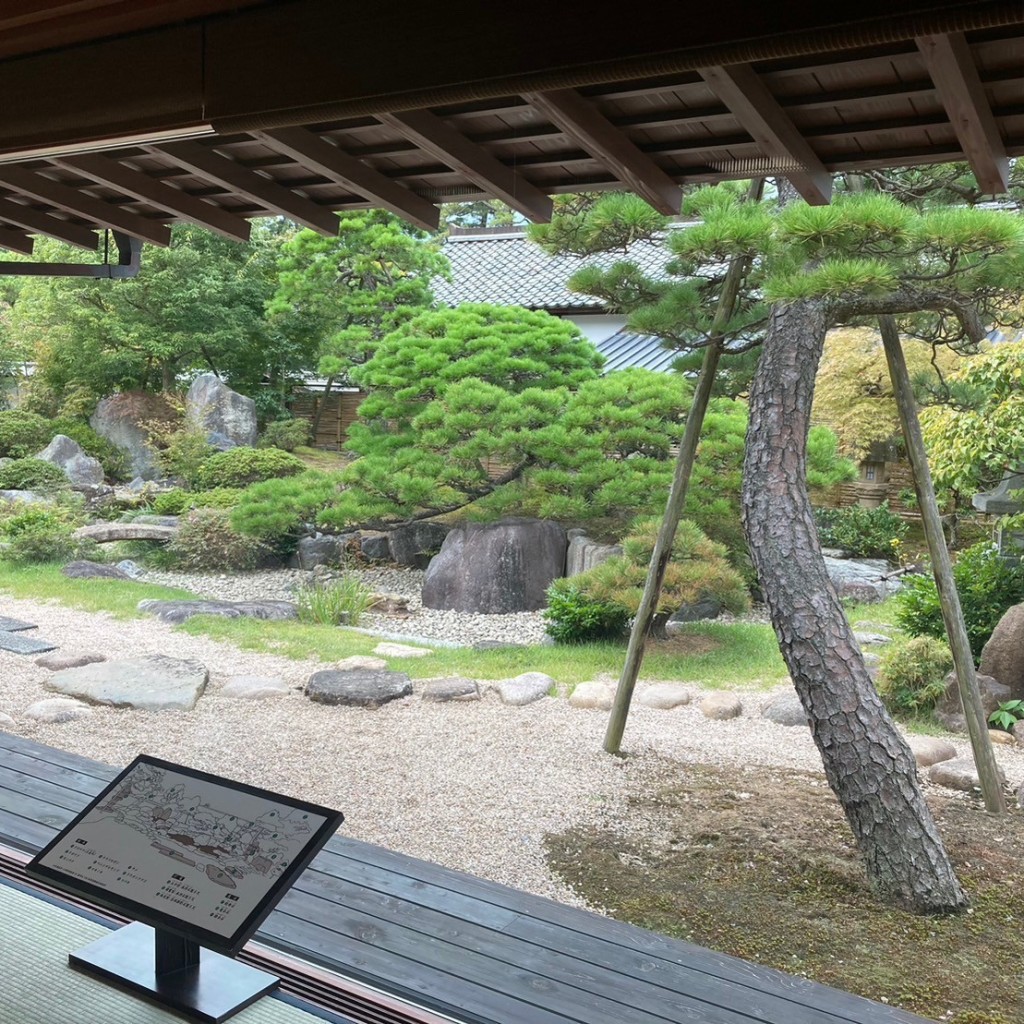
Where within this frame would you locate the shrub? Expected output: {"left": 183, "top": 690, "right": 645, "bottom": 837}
{"left": 813, "top": 502, "right": 907, "bottom": 559}
{"left": 0, "top": 409, "right": 51, "bottom": 458}
{"left": 231, "top": 470, "right": 344, "bottom": 555}
{"left": 144, "top": 414, "right": 214, "bottom": 488}
{"left": 194, "top": 447, "right": 305, "bottom": 490}
{"left": 164, "top": 509, "right": 268, "bottom": 571}
{"left": 876, "top": 636, "right": 953, "bottom": 715}
{"left": 544, "top": 517, "right": 750, "bottom": 643}
{"left": 295, "top": 575, "right": 374, "bottom": 626}
{"left": 0, "top": 504, "right": 86, "bottom": 564}
{"left": 258, "top": 418, "right": 311, "bottom": 452}
{"left": 151, "top": 487, "right": 245, "bottom": 516}
{"left": 0, "top": 458, "right": 69, "bottom": 492}
{"left": 895, "top": 542, "right": 1024, "bottom": 661}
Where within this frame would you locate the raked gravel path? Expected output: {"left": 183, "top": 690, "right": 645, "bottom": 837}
{"left": 2, "top": 593, "right": 1022, "bottom": 913}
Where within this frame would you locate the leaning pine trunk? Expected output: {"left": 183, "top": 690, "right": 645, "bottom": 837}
{"left": 741, "top": 298, "right": 968, "bottom": 913}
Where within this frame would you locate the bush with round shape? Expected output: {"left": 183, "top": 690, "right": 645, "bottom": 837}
{"left": 543, "top": 580, "right": 630, "bottom": 644}
{"left": 0, "top": 409, "right": 51, "bottom": 458}
{"left": 193, "top": 447, "right": 305, "bottom": 490}
{"left": 895, "top": 541, "right": 1024, "bottom": 662}
{"left": 164, "top": 508, "right": 269, "bottom": 571}
{"left": 0, "top": 458, "right": 69, "bottom": 493}
{"left": 876, "top": 636, "right": 954, "bottom": 716}
{"left": 0, "top": 504, "right": 87, "bottom": 565}
{"left": 258, "top": 418, "right": 311, "bottom": 452}
{"left": 151, "top": 487, "right": 245, "bottom": 516}
{"left": 813, "top": 502, "right": 907, "bottom": 559}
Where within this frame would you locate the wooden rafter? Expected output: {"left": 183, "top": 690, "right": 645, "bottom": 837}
{"left": 0, "top": 194, "right": 97, "bottom": 250}
{"left": 253, "top": 128, "right": 439, "bottom": 231}
{"left": 0, "top": 228, "right": 33, "bottom": 255}
{"left": 697, "top": 63, "right": 832, "bottom": 205}
{"left": 916, "top": 32, "right": 1010, "bottom": 195}
{"left": 53, "top": 154, "right": 252, "bottom": 242}
{"left": 377, "top": 110, "right": 552, "bottom": 223}
{"left": 0, "top": 166, "right": 171, "bottom": 245}
{"left": 157, "top": 140, "right": 339, "bottom": 236}
{"left": 523, "top": 89, "right": 684, "bottom": 215}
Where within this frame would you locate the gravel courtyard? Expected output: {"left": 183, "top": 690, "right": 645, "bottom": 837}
{"left": 2, "top": 590, "right": 1021, "bottom": 913}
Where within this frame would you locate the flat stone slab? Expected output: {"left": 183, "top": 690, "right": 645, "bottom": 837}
{"left": 45, "top": 655, "right": 208, "bottom": 711}
{"left": 74, "top": 522, "right": 177, "bottom": 543}
{"left": 853, "top": 631, "right": 892, "bottom": 646}
{"left": 0, "top": 632, "right": 58, "bottom": 655}
{"left": 638, "top": 683, "right": 692, "bottom": 710}
{"left": 421, "top": 678, "right": 481, "bottom": 702}
{"left": 221, "top": 676, "right": 290, "bottom": 700}
{"left": 372, "top": 642, "right": 433, "bottom": 659}
{"left": 138, "top": 599, "right": 298, "bottom": 624}
{"left": 568, "top": 682, "right": 615, "bottom": 710}
{"left": 335, "top": 656, "right": 389, "bottom": 672}
{"left": 24, "top": 698, "right": 91, "bottom": 724}
{"left": 0, "top": 616, "right": 36, "bottom": 632}
{"left": 306, "top": 669, "right": 412, "bottom": 708}
{"left": 492, "top": 672, "right": 555, "bottom": 706}
{"left": 35, "top": 651, "right": 106, "bottom": 671}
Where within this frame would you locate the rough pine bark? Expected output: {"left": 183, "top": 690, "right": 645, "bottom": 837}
{"left": 741, "top": 298, "right": 968, "bottom": 913}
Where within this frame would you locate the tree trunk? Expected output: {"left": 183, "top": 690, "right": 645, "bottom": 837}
{"left": 160, "top": 361, "right": 176, "bottom": 393}
{"left": 311, "top": 375, "right": 335, "bottom": 440}
{"left": 742, "top": 298, "right": 968, "bottom": 913}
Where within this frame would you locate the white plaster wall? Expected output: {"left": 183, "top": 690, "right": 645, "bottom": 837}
{"left": 562, "top": 313, "right": 627, "bottom": 345}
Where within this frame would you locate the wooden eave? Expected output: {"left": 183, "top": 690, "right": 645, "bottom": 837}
{"left": 0, "top": 3, "right": 1021, "bottom": 254}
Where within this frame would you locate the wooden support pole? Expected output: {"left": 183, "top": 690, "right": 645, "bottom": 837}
{"left": 878, "top": 315, "right": 1005, "bottom": 813}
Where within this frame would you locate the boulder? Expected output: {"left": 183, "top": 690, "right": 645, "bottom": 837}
{"left": 388, "top": 521, "right": 451, "bottom": 569}
{"left": 700, "top": 692, "right": 743, "bottom": 720}
{"left": 115, "top": 560, "right": 146, "bottom": 579}
{"left": 305, "top": 669, "right": 412, "bottom": 708}
{"left": 359, "top": 532, "right": 391, "bottom": 562}
{"left": 368, "top": 593, "right": 411, "bottom": 616}
{"left": 220, "top": 676, "right": 290, "bottom": 700}
{"left": 297, "top": 533, "right": 356, "bottom": 570}
{"left": 929, "top": 756, "right": 1006, "bottom": 794}
{"left": 934, "top": 672, "right": 1010, "bottom": 733}
{"left": 137, "top": 599, "right": 298, "bottom": 624}
{"left": 421, "top": 678, "right": 480, "bottom": 702}
{"left": 905, "top": 735, "right": 957, "bottom": 768}
{"left": 186, "top": 373, "right": 258, "bottom": 448}
{"left": 988, "top": 729, "right": 1016, "bottom": 746}
{"left": 823, "top": 556, "right": 901, "bottom": 603}
{"left": 0, "top": 490, "right": 46, "bottom": 504}
{"left": 45, "top": 655, "right": 208, "bottom": 711}
{"left": 422, "top": 518, "right": 567, "bottom": 614}
{"left": 34, "top": 435, "right": 105, "bottom": 493}
{"left": 373, "top": 642, "right": 432, "bottom": 659}
{"left": 490, "top": 671, "right": 555, "bottom": 706}
{"left": 35, "top": 651, "right": 106, "bottom": 671}
{"left": 24, "top": 698, "right": 91, "bottom": 724}
{"left": 568, "top": 682, "right": 615, "bottom": 710}
{"left": 979, "top": 603, "right": 1024, "bottom": 699}
{"left": 564, "top": 531, "right": 622, "bottom": 576}
{"left": 638, "top": 683, "right": 692, "bottom": 710}
{"left": 853, "top": 631, "right": 892, "bottom": 646}
{"left": 761, "top": 693, "right": 809, "bottom": 727}
{"left": 62, "top": 560, "right": 130, "bottom": 580}
{"left": 666, "top": 598, "right": 723, "bottom": 630}
{"left": 91, "top": 391, "right": 177, "bottom": 480}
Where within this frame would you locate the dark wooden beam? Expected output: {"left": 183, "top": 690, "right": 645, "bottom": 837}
{"left": 53, "top": 155, "right": 252, "bottom": 243}
{"left": 376, "top": 110, "right": 552, "bottom": 222}
{"left": 523, "top": 89, "right": 683, "bottom": 215}
{"left": 697, "top": 63, "right": 833, "bottom": 204}
{"left": 253, "top": 128, "right": 439, "bottom": 231}
{"left": 0, "top": 228, "right": 33, "bottom": 256}
{"left": 916, "top": 32, "right": 1010, "bottom": 195}
{"left": 157, "top": 140, "right": 339, "bottom": 236}
{"left": 0, "top": 166, "right": 171, "bottom": 245}
{"left": 0, "top": 195, "right": 97, "bottom": 250}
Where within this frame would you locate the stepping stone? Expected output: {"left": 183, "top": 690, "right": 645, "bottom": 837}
{"left": 905, "top": 735, "right": 956, "bottom": 767}
{"left": 761, "top": 693, "right": 810, "bottom": 727}
{"left": 568, "top": 682, "right": 615, "bottom": 710}
{"left": 0, "top": 616, "right": 36, "bottom": 632}
{"left": 638, "top": 683, "right": 692, "bottom": 710}
{"left": 306, "top": 669, "right": 412, "bottom": 708}
{"left": 138, "top": 599, "right": 298, "bottom": 624}
{"left": 929, "top": 757, "right": 1006, "bottom": 793}
{"left": 335, "top": 656, "right": 388, "bottom": 672}
{"left": 700, "top": 692, "right": 743, "bottom": 720}
{"left": 421, "top": 677, "right": 480, "bottom": 702}
{"left": 221, "top": 676, "right": 290, "bottom": 700}
{"left": 24, "top": 698, "right": 91, "bottom": 724}
{"left": 0, "top": 632, "right": 58, "bottom": 655}
{"left": 35, "top": 651, "right": 106, "bottom": 671}
{"left": 491, "top": 672, "right": 555, "bottom": 706}
{"left": 45, "top": 655, "right": 208, "bottom": 711}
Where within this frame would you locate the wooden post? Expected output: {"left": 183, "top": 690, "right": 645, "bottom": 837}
{"left": 878, "top": 315, "right": 1005, "bottom": 813}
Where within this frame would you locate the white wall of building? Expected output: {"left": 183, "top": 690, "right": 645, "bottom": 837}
{"left": 562, "top": 313, "right": 627, "bottom": 345}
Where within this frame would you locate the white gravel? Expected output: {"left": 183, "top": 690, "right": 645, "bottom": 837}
{"left": 2, "top": 593, "right": 1022, "bottom": 913}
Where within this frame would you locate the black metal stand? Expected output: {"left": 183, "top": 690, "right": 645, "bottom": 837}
{"left": 69, "top": 922, "right": 279, "bottom": 1023}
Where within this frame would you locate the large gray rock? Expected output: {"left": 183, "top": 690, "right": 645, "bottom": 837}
{"left": 305, "top": 669, "right": 412, "bottom": 708}
{"left": 823, "top": 556, "right": 902, "bottom": 603}
{"left": 62, "top": 560, "right": 130, "bottom": 580}
{"left": 34, "top": 435, "right": 105, "bottom": 492}
{"left": 91, "top": 392, "right": 176, "bottom": 480}
{"left": 934, "top": 672, "right": 1010, "bottom": 733}
{"left": 359, "top": 532, "right": 391, "bottom": 562}
{"left": 761, "top": 693, "right": 809, "bottom": 727}
{"left": 929, "top": 756, "right": 1006, "bottom": 794}
{"left": 564, "top": 531, "right": 622, "bottom": 577}
{"left": 73, "top": 522, "right": 177, "bottom": 544}
{"left": 137, "top": 599, "right": 298, "bottom": 625}
{"left": 667, "top": 598, "right": 723, "bottom": 626}
{"left": 490, "top": 672, "right": 555, "bottom": 706}
{"left": 45, "top": 655, "right": 208, "bottom": 711}
{"left": 905, "top": 734, "right": 957, "bottom": 768}
{"left": 388, "top": 521, "right": 451, "bottom": 569}
{"left": 186, "top": 373, "right": 258, "bottom": 448}
{"left": 422, "top": 518, "right": 567, "bottom": 614}
{"left": 296, "top": 533, "right": 356, "bottom": 570}
{"left": 979, "top": 603, "right": 1024, "bottom": 699}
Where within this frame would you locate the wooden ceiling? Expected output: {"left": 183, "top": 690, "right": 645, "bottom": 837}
{"left": 0, "top": 1, "right": 1021, "bottom": 255}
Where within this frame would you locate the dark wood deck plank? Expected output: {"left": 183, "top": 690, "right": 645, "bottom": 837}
{"left": 0, "top": 732, "right": 937, "bottom": 1024}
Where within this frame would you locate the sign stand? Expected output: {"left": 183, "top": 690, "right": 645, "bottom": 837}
{"left": 26, "top": 754, "right": 344, "bottom": 1024}
{"left": 70, "top": 922, "right": 279, "bottom": 1024}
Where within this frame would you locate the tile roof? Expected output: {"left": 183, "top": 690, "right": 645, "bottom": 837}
{"left": 434, "top": 229, "right": 674, "bottom": 311}
{"left": 594, "top": 331, "right": 678, "bottom": 374}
